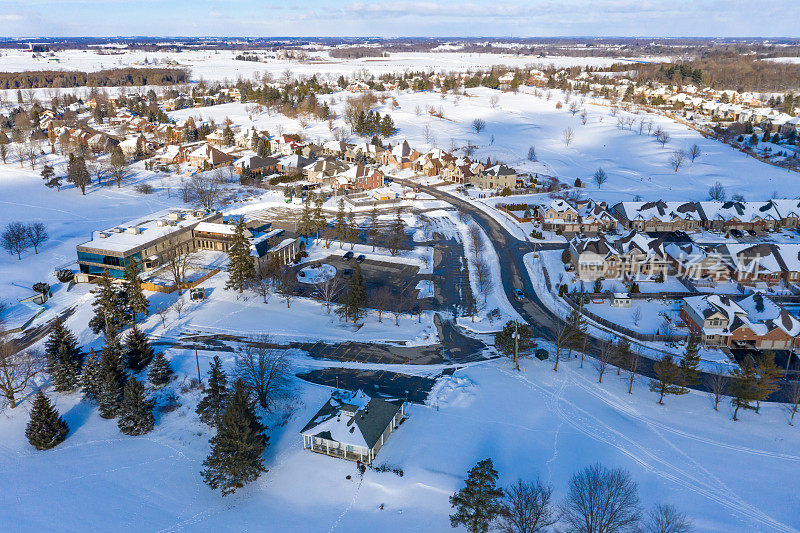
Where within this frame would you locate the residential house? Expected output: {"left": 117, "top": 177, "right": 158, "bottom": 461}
{"left": 301, "top": 390, "right": 405, "bottom": 465}
{"left": 187, "top": 144, "right": 236, "bottom": 169}
{"left": 612, "top": 201, "right": 704, "bottom": 233}
{"left": 470, "top": 164, "right": 517, "bottom": 190}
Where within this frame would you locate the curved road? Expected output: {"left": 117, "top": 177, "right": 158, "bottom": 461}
{"left": 399, "top": 178, "right": 795, "bottom": 401}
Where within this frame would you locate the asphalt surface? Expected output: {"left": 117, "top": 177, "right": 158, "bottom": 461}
{"left": 398, "top": 179, "right": 798, "bottom": 402}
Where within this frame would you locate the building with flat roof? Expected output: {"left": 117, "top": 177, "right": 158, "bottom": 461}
{"left": 76, "top": 208, "right": 221, "bottom": 278}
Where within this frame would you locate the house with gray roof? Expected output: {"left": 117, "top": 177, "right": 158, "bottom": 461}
{"left": 301, "top": 390, "right": 405, "bottom": 464}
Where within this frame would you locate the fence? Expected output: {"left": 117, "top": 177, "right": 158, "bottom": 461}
{"left": 564, "top": 295, "right": 687, "bottom": 343}
{"left": 141, "top": 268, "right": 219, "bottom": 294}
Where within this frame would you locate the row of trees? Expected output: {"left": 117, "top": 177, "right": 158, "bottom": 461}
{"left": 450, "top": 458, "right": 691, "bottom": 533}
{"left": 1, "top": 221, "right": 48, "bottom": 259}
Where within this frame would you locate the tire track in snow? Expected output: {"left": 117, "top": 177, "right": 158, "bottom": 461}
{"left": 500, "top": 366, "right": 798, "bottom": 533}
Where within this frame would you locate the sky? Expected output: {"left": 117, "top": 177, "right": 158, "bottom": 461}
{"left": 0, "top": 0, "right": 797, "bottom": 38}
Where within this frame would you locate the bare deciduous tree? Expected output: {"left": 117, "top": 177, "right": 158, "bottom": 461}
{"left": 708, "top": 181, "right": 726, "bottom": 201}
{"left": 155, "top": 304, "right": 171, "bottom": 328}
{"left": 553, "top": 321, "right": 573, "bottom": 372}
{"left": 316, "top": 275, "right": 341, "bottom": 314}
{"left": 472, "top": 118, "right": 486, "bottom": 134}
{"left": 472, "top": 258, "right": 492, "bottom": 306}
{"left": 787, "top": 380, "right": 800, "bottom": 426}
{"left": 669, "top": 149, "right": 686, "bottom": 172}
{"left": 468, "top": 224, "right": 485, "bottom": 264}
{"left": 489, "top": 95, "right": 500, "bottom": 109}
{"left": 595, "top": 339, "right": 614, "bottom": 384}
{"left": 560, "top": 463, "right": 642, "bottom": 533}
{"left": 172, "top": 297, "right": 187, "bottom": 319}
{"left": 185, "top": 174, "right": 223, "bottom": 210}
{"left": 593, "top": 168, "right": 608, "bottom": 188}
{"left": 562, "top": 127, "right": 574, "bottom": 146}
{"left": 2, "top": 221, "right": 30, "bottom": 259}
{"left": 497, "top": 478, "right": 557, "bottom": 533}
{"left": 688, "top": 144, "right": 701, "bottom": 162}
{"left": 165, "top": 246, "right": 190, "bottom": 295}
{"left": 25, "top": 221, "right": 48, "bottom": 254}
{"left": 569, "top": 101, "right": 580, "bottom": 115}
{"left": 704, "top": 370, "right": 727, "bottom": 411}
{"left": 642, "top": 503, "right": 693, "bottom": 533}
{"left": 527, "top": 145, "right": 537, "bottom": 162}
{"left": 0, "top": 335, "right": 43, "bottom": 408}
{"left": 372, "top": 286, "right": 391, "bottom": 323}
{"left": 656, "top": 130, "right": 671, "bottom": 148}
{"left": 236, "top": 339, "right": 292, "bottom": 411}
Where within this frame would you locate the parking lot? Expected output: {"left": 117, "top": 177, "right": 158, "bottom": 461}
{"left": 293, "top": 254, "right": 430, "bottom": 312}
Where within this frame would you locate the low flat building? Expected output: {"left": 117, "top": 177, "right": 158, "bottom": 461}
{"left": 77, "top": 208, "right": 221, "bottom": 278}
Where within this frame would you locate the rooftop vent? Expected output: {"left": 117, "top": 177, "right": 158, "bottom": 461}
{"left": 125, "top": 226, "right": 142, "bottom": 235}
{"left": 98, "top": 232, "right": 110, "bottom": 239}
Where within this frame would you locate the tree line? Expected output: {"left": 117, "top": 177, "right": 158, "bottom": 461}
{"left": 449, "top": 458, "right": 692, "bottom": 533}
{"left": 0, "top": 67, "right": 190, "bottom": 90}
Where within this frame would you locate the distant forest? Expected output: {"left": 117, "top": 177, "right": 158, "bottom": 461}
{"left": 0, "top": 67, "right": 190, "bottom": 89}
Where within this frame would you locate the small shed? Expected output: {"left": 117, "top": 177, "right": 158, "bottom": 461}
{"left": 611, "top": 292, "right": 632, "bottom": 308}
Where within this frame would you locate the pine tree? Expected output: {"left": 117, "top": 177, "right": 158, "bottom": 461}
{"left": 89, "top": 271, "right": 130, "bottom": 334}
{"left": 649, "top": 355, "right": 687, "bottom": 405}
{"left": 336, "top": 263, "right": 367, "bottom": 323}
{"left": 368, "top": 206, "right": 380, "bottom": 251}
{"left": 345, "top": 210, "right": 358, "bottom": 250}
{"left": 124, "top": 325, "right": 155, "bottom": 373}
{"left": 117, "top": 378, "right": 155, "bottom": 436}
{"left": 148, "top": 351, "right": 173, "bottom": 387}
{"left": 25, "top": 392, "right": 69, "bottom": 450}
{"left": 679, "top": 333, "right": 701, "bottom": 388}
{"left": 97, "top": 329, "right": 127, "bottom": 419}
{"left": 201, "top": 379, "right": 268, "bottom": 496}
{"left": 730, "top": 356, "right": 759, "bottom": 421}
{"left": 222, "top": 124, "right": 235, "bottom": 146}
{"left": 334, "top": 198, "right": 347, "bottom": 248}
{"left": 256, "top": 139, "right": 268, "bottom": 157}
{"left": 388, "top": 212, "right": 405, "bottom": 256}
{"left": 297, "top": 200, "right": 314, "bottom": 239}
{"left": 196, "top": 356, "right": 229, "bottom": 425}
{"left": 449, "top": 458, "right": 503, "bottom": 533}
{"left": 225, "top": 221, "right": 256, "bottom": 293}
{"left": 754, "top": 353, "right": 782, "bottom": 414}
{"left": 124, "top": 259, "right": 149, "bottom": 323}
{"left": 312, "top": 198, "right": 326, "bottom": 241}
{"left": 44, "top": 318, "right": 83, "bottom": 392}
{"left": 81, "top": 348, "right": 103, "bottom": 401}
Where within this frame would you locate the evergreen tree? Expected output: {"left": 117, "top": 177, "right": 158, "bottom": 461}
{"left": 345, "top": 210, "right": 358, "bottom": 249}
{"left": 117, "top": 378, "right": 155, "bottom": 436}
{"left": 334, "top": 198, "right": 347, "bottom": 248}
{"left": 97, "top": 328, "right": 127, "bottom": 419}
{"left": 196, "top": 356, "right": 229, "bottom": 425}
{"left": 754, "top": 353, "right": 782, "bottom": 414}
{"left": 124, "top": 259, "right": 148, "bottom": 323}
{"left": 81, "top": 348, "right": 103, "bottom": 401}
{"left": 148, "top": 351, "right": 173, "bottom": 387}
{"left": 201, "top": 379, "right": 268, "bottom": 496}
{"left": 494, "top": 321, "right": 535, "bottom": 371}
{"left": 25, "top": 392, "right": 69, "bottom": 450}
{"left": 388, "top": 212, "right": 405, "bottom": 256}
{"left": 89, "top": 271, "right": 130, "bottom": 335}
{"left": 297, "top": 200, "right": 314, "bottom": 239}
{"left": 649, "top": 355, "right": 687, "bottom": 405}
{"left": 679, "top": 333, "right": 701, "bottom": 388}
{"left": 312, "top": 197, "right": 326, "bottom": 240}
{"left": 336, "top": 263, "right": 367, "bottom": 323}
{"left": 40, "top": 163, "right": 61, "bottom": 190}
{"left": 222, "top": 124, "right": 235, "bottom": 146}
{"left": 449, "top": 458, "right": 503, "bottom": 533}
{"left": 124, "top": 325, "right": 155, "bottom": 373}
{"left": 368, "top": 206, "right": 380, "bottom": 251}
{"left": 256, "top": 139, "right": 268, "bottom": 157}
{"left": 44, "top": 318, "right": 83, "bottom": 392}
{"left": 730, "top": 356, "right": 759, "bottom": 421}
{"left": 565, "top": 305, "right": 587, "bottom": 359}
{"left": 225, "top": 221, "right": 256, "bottom": 293}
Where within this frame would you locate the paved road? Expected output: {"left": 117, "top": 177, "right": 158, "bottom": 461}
{"left": 398, "top": 179, "right": 799, "bottom": 402}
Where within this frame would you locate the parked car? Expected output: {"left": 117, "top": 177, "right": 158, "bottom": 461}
{"left": 514, "top": 288, "right": 525, "bottom": 301}
{"left": 343, "top": 251, "right": 354, "bottom": 261}
{"left": 356, "top": 254, "right": 365, "bottom": 263}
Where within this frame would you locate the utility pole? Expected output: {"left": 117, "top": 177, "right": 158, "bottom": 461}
{"left": 195, "top": 343, "right": 202, "bottom": 386}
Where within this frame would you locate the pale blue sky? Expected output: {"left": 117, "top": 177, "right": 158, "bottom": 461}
{"left": 0, "top": 0, "right": 796, "bottom": 38}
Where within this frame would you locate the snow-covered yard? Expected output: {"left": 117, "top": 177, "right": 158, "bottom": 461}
{"left": 1, "top": 352, "right": 799, "bottom": 532}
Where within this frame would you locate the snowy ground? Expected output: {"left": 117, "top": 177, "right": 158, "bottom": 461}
{"left": 2, "top": 351, "right": 799, "bottom": 532}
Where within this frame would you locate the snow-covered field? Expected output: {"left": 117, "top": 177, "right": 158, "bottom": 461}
{"left": 3, "top": 52, "right": 800, "bottom": 531}
{"left": 0, "top": 48, "right": 632, "bottom": 83}
{"left": 2, "top": 351, "right": 799, "bottom": 532}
